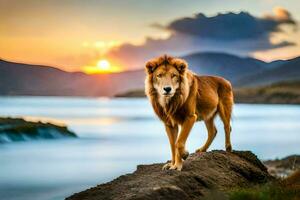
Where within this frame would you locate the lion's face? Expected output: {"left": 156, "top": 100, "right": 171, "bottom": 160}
{"left": 152, "top": 65, "right": 180, "bottom": 97}
{"left": 145, "top": 55, "right": 188, "bottom": 99}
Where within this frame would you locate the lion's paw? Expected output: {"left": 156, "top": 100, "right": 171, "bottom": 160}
{"left": 162, "top": 162, "right": 173, "bottom": 170}
{"left": 181, "top": 150, "right": 189, "bottom": 160}
{"left": 226, "top": 144, "right": 232, "bottom": 152}
{"left": 169, "top": 163, "right": 183, "bottom": 171}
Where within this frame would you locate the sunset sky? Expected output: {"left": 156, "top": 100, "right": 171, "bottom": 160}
{"left": 1, "top": 0, "right": 300, "bottom": 73}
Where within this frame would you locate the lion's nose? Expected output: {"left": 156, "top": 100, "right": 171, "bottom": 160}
{"left": 163, "top": 87, "right": 172, "bottom": 93}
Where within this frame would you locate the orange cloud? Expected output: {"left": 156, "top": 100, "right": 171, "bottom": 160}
{"left": 264, "top": 7, "right": 295, "bottom": 24}
{"left": 273, "top": 7, "right": 292, "bottom": 21}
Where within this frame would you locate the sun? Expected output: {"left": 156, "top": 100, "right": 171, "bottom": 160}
{"left": 97, "top": 60, "right": 110, "bottom": 71}
{"left": 83, "top": 59, "right": 122, "bottom": 74}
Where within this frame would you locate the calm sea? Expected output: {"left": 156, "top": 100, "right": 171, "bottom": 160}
{"left": 0, "top": 97, "right": 299, "bottom": 200}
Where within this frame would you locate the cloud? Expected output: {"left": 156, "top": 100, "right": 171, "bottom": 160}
{"left": 106, "top": 9, "right": 297, "bottom": 69}
{"left": 265, "top": 7, "right": 296, "bottom": 24}
{"left": 165, "top": 10, "right": 295, "bottom": 40}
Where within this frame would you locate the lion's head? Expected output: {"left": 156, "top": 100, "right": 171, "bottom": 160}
{"left": 145, "top": 55, "right": 188, "bottom": 97}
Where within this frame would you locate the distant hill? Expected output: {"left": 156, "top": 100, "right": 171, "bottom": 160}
{"left": 0, "top": 59, "right": 144, "bottom": 96}
{"left": 184, "top": 53, "right": 300, "bottom": 87}
{"left": 235, "top": 56, "right": 300, "bottom": 87}
{"left": 0, "top": 59, "right": 87, "bottom": 95}
{"left": 184, "top": 52, "right": 266, "bottom": 83}
{"left": 1, "top": 52, "right": 300, "bottom": 96}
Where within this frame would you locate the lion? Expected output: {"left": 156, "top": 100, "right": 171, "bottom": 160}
{"left": 145, "top": 55, "right": 234, "bottom": 171}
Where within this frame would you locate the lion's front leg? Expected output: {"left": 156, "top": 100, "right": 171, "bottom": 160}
{"left": 170, "top": 114, "right": 197, "bottom": 171}
{"left": 162, "top": 123, "right": 178, "bottom": 170}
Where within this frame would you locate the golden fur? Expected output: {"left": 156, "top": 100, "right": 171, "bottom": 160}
{"left": 145, "top": 55, "right": 234, "bottom": 171}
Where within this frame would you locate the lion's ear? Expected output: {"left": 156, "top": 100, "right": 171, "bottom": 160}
{"left": 174, "top": 59, "right": 188, "bottom": 73}
{"left": 145, "top": 61, "right": 157, "bottom": 74}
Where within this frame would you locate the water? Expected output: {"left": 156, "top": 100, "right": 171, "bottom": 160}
{"left": 0, "top": 97, "right": 299, "bottom": 200}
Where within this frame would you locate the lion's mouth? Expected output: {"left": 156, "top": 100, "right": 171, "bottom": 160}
{"left": 163, "top": 93, "right": 173, "bottom": 97}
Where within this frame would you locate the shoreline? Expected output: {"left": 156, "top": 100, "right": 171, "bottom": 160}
{"left": 0, "top": 117, "right": 77, "bottom": 143}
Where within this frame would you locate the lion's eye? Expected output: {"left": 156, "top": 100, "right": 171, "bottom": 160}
{"left": 156, "top": 74, "right": 162, "bottom": 78}
{"left": 171, "top": 74, "right": 177, "bottom": 78}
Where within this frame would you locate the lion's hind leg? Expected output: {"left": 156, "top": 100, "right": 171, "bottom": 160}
{"left": 195, "top": 115, "right": 217, "bottom": 153}
{"left": 218, "top": 96, "right": 233, "bottom": 152}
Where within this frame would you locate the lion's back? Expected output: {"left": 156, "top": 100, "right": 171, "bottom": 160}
{"left": 195, "top": 75, "right": 232, "bottom": 93}
{"left": 194, "top": 75, "right": 233, "bottom": 118}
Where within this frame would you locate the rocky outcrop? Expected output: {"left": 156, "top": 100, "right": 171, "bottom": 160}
{"left": 67, "top": 150, "right": 273, "bottom": 200}
{"left": 264, "top": 155, "right": 300, "bottom": 177}
{"left": 0, "top": 117, "right": 76, "bottom": 143}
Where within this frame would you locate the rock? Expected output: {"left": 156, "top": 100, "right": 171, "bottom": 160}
{"left": 264, "top": 155, "right": 300, "bottom": 178}
{"left": 0, "top": 117, "right": 77, "bottom": 143}
{"left": 66, "top": 150, "right": 273, "bottom": 200}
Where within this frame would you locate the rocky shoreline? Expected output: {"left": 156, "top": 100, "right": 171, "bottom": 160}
{"left": 264, "top": 155, "right": 300, "bottom": 178}
{"left": 0, "top": 117, "right": 77, "bottom": 143}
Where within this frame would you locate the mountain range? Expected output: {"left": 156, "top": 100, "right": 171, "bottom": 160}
{"left": 0, "top": 59, "right": 144, "bottom": 96}
{"left": 0, "top": 52, "right": 299, "bottom": 96}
